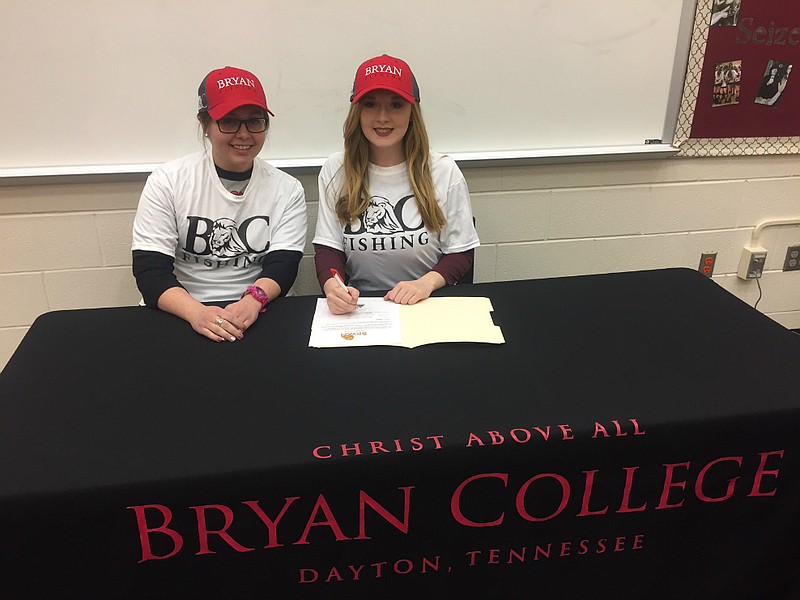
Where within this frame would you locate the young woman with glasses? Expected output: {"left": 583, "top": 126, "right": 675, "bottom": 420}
{"left": 313, "top": 54, "right": 479, "bottom": 314}
{"left": 132, "top": 66, "right": 307, "bottom": 342}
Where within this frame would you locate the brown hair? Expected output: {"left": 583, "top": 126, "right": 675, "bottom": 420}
{"left": 333, "top": 102, "right": 445, "bottom": 232}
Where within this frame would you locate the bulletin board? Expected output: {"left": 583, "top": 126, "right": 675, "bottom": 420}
{"left": 674, "top": 0, "right": 800, "bottom": 156}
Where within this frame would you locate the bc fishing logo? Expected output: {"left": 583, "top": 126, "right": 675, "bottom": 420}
{"left": 342, "top": 195, "right": 429, "bottom": 252}
{"left": 183, "top": 215, "right": 271, "bottom": 257}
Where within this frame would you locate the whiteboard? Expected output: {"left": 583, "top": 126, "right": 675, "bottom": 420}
{"left": 1, "top": 0, "right": 692, "bottom": 176}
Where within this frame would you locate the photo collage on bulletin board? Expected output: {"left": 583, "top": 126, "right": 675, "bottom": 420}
{"left": 674, "top": 0, "right": 800, "bottom": 156}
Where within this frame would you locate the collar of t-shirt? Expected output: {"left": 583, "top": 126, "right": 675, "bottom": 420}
{"left": 215, "top": 164, "right": 252, "bottom": 196}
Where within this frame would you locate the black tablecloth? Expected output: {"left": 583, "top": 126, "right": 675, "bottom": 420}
{"left": 1, "top": 268, "right": 799, "bottom": 598}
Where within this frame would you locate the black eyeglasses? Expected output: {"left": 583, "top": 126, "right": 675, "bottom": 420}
{"left": 216, "top": 117, "right": 268, "bottom": 134}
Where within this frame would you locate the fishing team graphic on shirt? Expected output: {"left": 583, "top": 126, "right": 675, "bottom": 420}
{"left": 180, "top": 215, "right": 271, "bottom": 267}
{"left": 343, "top": 195, "right": 429, "bottom": 251}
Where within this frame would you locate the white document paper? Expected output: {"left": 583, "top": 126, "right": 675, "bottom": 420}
{"left": 308, "top": 297, "right": 505, "bottom": 348}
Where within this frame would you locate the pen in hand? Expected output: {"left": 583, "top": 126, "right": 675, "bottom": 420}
{"left": 330, "top": 269, "right": 363, "bottom": 308}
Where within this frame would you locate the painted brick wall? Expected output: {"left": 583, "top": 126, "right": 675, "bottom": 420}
{"left": 1, "top": 155, "right": 799, "bottom": 370}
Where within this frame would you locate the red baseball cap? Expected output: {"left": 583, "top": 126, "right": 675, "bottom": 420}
{"left": 350, "top": 54, "right": 420, "bottom": 104}
{"left": 198, "top": 66, "right": 274, "bottom": 120}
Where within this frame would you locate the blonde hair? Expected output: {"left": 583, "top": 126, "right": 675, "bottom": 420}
{"left": 334, "top": 102, "right": 446, "bottom": 232}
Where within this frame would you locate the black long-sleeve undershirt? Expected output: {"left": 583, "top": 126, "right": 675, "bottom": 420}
{"left": 132, "top": 249, "right": 302, "bottom": 307}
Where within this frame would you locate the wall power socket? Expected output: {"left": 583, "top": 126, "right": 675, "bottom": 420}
{"left": 737, "top": 246, "right": 767, "bottom": 280}
{"left": 783, "top": 245, "right": 800, "bottom": 271}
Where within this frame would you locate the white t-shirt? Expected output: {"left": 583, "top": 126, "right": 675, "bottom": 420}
{"left": 313, "top": 151, "right": 479, "bottom": 292}
{"left": 132, "top": 150, "right": 307, "bottom": 303}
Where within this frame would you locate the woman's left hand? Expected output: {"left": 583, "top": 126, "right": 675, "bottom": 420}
{"left": 224, "top": 296, "right": 264, "bottom": 332}
{"left": 384, "top": 280, "right": 434, "bottom": 305}
{"left": 384, "top": 272, "right": 445, "bottom": 305}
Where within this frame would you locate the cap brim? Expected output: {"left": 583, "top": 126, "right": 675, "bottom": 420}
{"left": 351, "top": 85, "right": 417, "bottom": 104}
{"left": 208, "top": 100, "right": 275, "bottom": 120}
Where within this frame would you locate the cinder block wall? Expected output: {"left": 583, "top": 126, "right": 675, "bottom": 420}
{"left": 1, "top": 155, "right": 799, "bottom": 370}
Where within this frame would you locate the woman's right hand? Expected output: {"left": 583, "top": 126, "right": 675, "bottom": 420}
{"left": 323, "top": 278, "right": 361, "bottom": 314}
{"left": 187, "top": 304, "right": 246, "bottom": 342}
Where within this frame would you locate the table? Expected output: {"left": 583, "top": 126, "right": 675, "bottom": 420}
{"left": 1, "top": 268, "right": 799, "bottom": 598}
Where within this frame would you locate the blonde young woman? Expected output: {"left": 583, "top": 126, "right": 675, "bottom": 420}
{"left": 313, "top": 54, "right": 479, "bottom": 314}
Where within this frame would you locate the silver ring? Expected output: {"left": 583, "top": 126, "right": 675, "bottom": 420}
{"left": 215, "top": 317, "right": 224, "bottom": 325}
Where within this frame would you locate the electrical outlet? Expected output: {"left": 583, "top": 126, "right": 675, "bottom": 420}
{"left": 698, "top": 252, "right": 717, "bottom": 277}
{"left": 737, "top": 246, "right": 767, "bottom": 279}
{"left": 783, "top": 245, "right": 800, "bottom": 271}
